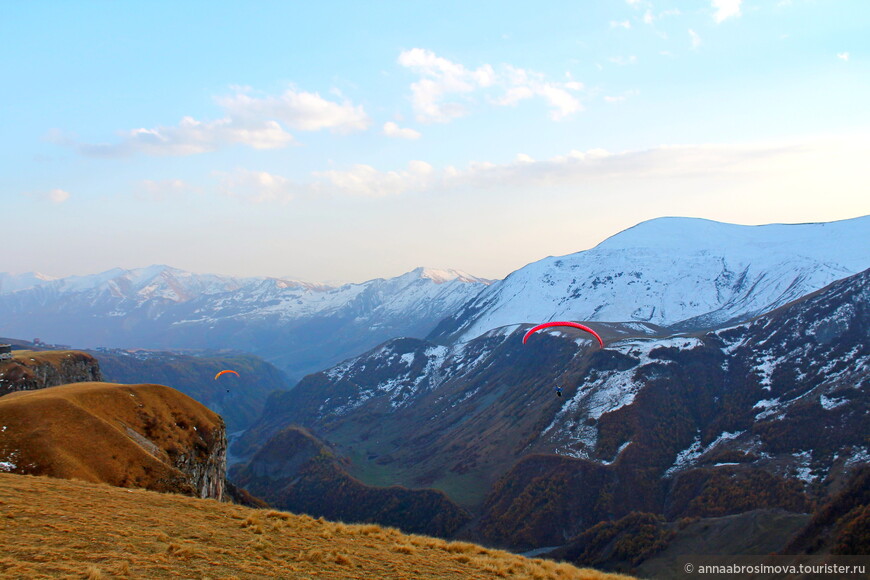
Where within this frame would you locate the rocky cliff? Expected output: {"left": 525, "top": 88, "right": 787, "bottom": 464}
{"left": 0, "top": 350, "right": 102, "bottom": 396}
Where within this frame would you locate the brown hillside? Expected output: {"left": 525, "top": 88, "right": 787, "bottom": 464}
{"left": 0, "top": 382, "right": 225, "bottom": 499}
{"left": 0, "top": 350, "right": 102, "bottom": 396}
{"left": 0, "top": 473, "right": 635, "bottom": 579}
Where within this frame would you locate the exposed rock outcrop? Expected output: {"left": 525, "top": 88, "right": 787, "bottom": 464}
{"left": 0, "top": 350, "right": 102, "bottom": 396}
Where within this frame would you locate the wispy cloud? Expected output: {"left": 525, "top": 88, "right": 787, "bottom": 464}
{"left": 398, "top": 48, "right": 496, "bottom": 123}
{"left": 71, "top": 117, "right": 294, "bottom": 157}
{"left": 689, "top": 29, "right": 702, "bottom": 49}
{"left": 25, "top": 188, "right": 71, "bottom": 203}
{"left": 314, "top": 160, "right": 435, "bottom": 197}
{"left": 216, "top": 139, "right": 852, "bottom": 203}
{"left": 60, "top": 87, "right": 368, "bottom": 158}
{"left": 712, "top": 0, "right": 742, "bottom": 23}
{"left": 610, "top": 20, "right": 632, "bottom": 29}
{"left": 608, "top": 55, "right": 638, "bottom": 66}
{"left": 383, "top": 121, "right": 421, "bottom": 139}
{"left": 604, "top": 90, "right": 639, "bottom": 104}
{"left": 217, "top": 169, "right": 302, "bottom": 204}
{"left": 837, "top": 52, "right": 850, "bottom": 62}
{"left": 216, "top": 88, "right": 369, "bottom": 133}
{"left": 398, "top": 48, "right": 583, "bottom": 123}
{"left": 136, "top": 179, "right": 201, "bottom": 201}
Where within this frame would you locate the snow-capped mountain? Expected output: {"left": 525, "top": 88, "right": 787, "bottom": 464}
{"left": 432, "top": 215, "right": 870, "bottom": 342}
{"left": 237, "top": 267, "right": 869, "bottom": 555}
{"left": 0, "top": 265, "right": 256, "bottom": 303}
{"left": 0, "top": 265, "right": 491, "bottom": 381}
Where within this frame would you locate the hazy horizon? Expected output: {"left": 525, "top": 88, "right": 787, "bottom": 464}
{"left": 4, "top": 1, "right": 868, "bottom": 282}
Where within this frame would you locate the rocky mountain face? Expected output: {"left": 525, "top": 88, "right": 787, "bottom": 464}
{"left": 0, "top": 381, "right": 227, "bottom": 501}
{"left": 234, "top": 268, "right": 869, "bottom": 564}
{"left": 0, "top": 266, "right": 491, "bottom": 382}
{"left": 0, "top": 350, "right": 102, "bottom": 396}
{"left": 231, "top": 426, "right": 471, "bottom": 539}
{"left": 431, "top": 215, "right": 870, "bottom": 342}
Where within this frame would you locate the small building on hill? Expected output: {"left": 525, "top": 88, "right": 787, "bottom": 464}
{"left": 0, "top": 344, "right": 12, "bottom": 361}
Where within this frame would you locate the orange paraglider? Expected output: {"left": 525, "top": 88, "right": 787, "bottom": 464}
{"left": 214, "top": 370, "right": 240, "bottom": 380}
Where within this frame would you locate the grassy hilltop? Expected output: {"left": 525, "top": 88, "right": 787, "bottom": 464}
{"left": 0, "top": 473, "right": 635, "bottom": 579}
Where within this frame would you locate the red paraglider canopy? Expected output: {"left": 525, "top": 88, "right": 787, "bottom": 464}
{"left": 214, "top": 369, "right": 240, "bottom": 380}
{"left": 522, "top": 321, "right": 604, "bottom": 348}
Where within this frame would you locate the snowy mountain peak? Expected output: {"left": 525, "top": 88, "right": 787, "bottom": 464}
{"left": 415, "top": 267, "right": 493, "bottom": 285}
{"left": 596, "top": 215, "right": 869, "bottom": 269}
{"left": 431, "top": 215, "right": 870, "bottom": 342}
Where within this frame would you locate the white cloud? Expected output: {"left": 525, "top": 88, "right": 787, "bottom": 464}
{"left": 610, "top": 20, "right": 631, "bottom": 29}
{"left": 689, "top": 29, "right": 702, "bottom": 49}
{"left": 837, "top": 52, "right": 850, "bottom": 62}
{"left": 712, "top": 0, "right": 742, "bottom": 23}
{"left": 216, "top": 89, "right": 370, "bottom": 133}
{"left": 643, "top": 10, "right": 654, "bottom": 24}
{"left": 383, "top": 122, "right": 422, "bottom": 139}
{"left": 399, "top": 49, "right": 583, "bottom": 123}
{"left": 69, "top": 87, "right": 369, "bottom": 157}
{"left": 398, "top": 48, "right": 495, "bottom": 123}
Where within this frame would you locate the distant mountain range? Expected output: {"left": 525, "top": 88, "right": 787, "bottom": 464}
{"left": 0, "top": 266, "right": 492, "bottom": 382}
{"left": 3, "top": 216, "right": 868, "bottom": 385}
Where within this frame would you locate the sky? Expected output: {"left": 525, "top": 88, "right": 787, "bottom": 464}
{"left": 3, "top": 0, "right": 869, "bottom": 283}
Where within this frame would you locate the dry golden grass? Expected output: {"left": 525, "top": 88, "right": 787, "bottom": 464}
{"left": 0, "top": 381, "right": 223, "bottom": 495}
{"left": 0, "top": 473, "right": 636, "bottom": 579}
{"left": 9, "top": 350, "right": 84, "bottom": 366}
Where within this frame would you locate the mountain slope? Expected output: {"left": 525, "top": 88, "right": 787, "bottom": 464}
{"left": 431, "top": 215, "right": 870, "bottom": 342}
{"left": 236, "top": 267, "right": 869, "bottom": 556}
{"left": 231, "top": 426, "right": 471, "bottom": 538}
{"left": 0, "top": 382, "right": 226, "bottom": 499}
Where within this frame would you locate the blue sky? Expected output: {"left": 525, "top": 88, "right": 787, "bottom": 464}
{"left": 3, "top": 0, "right": 868, "bottom": 282}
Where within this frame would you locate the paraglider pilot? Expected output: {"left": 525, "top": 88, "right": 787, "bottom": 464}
{"left": 555, "top": 386, "right": 563, "bottom": 397}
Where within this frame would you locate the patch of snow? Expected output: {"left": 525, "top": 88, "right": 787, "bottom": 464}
{"left": 754, "top": 354, "right": 778, "bottom": 390}
{"left": 753, "top": 398, "right": 781, "bottom": 420}
{"left": 845, "top": 447, "right": 870, "bottom": 466}
{"left": 0, "top": 461, "right": 15, "bottom": 472}
{"left": 600, "top": 441, "right": 631, "bottom": 465}
{"left": 665, "top": 430, "right": 745, "bottom": 476}
{"left": 820, "top": 395, "right": 849, "bottom": 410}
